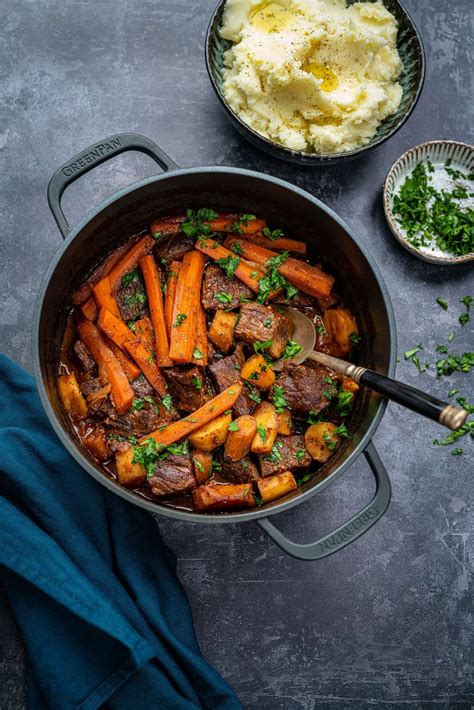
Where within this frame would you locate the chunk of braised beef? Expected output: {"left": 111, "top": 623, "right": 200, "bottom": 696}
{"left": 221, "top": 454, "right": 259, "bottom": 483}
{"left": 208, "top": 344, "right": 253, "bottom": 417}
{"left": 201, "top": 264, "right": 253, "bottom": 312}
{"left": 73, "top": 340, "right": 96, "bottom": 372}
{"left": 116, "top": 273, "right": 148, "bottom": 322}
{"left": 234, "top": 302, "right": 293, "bottom": 359}
{"left": 164, "top": 367, "right": 213, "bottom": 413}
{"left": 271, "top": 362, "right": 330, "bottom": 416}
{"left": 131, "top": 374, "right": 155, "bottom": 399}
{"left": 80, "top": 376, "right": 103, "bottom": 398}
{"left": 153, "top": 232, "right": 194, "bottom": 264}
{"left": 147, "top": 454, "right": 196, "bottom": 497}
{"left": 258, "top": 435, "right": 312, "bottom": 478}
{"left": 104, "top": 399, "right": 173, "bottom": 437}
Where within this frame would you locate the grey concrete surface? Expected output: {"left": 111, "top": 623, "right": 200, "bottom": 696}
{"left": 0, "top": 0, "right": 472, "bottom": 708}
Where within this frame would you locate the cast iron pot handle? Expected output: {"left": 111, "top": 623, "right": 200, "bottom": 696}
{"left": 257, "top": 441, "right": 391, "bottom": 561}
{"left": 47, "top": 133, "right": 179, "bottom": 238}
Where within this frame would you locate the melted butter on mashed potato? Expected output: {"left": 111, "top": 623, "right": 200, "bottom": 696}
{"left": 220, "top": 0, "right": 403, "bottom": 154}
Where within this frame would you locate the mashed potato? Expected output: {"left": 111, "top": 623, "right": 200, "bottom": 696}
{"left": 220, "top": 0, "right": 403, "bottom": 154}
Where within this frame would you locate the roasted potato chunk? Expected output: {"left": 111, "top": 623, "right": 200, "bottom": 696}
{"left": 82, "top": 425, "right": 110, "bottom": 461}
{"left": 115, "top": 448, "right": 146, "bottom": 488}
{"left": 341, "top": 375, "right": 360, "bottom": 395}
{"left": 192, "top": 450, "right": 213, "bottom": 484}
{"left": 208, "top": 311, "right": 239, "bottom": 354}
{"left": 322, "top": 308, "right": 358, "bottom": 358}
{"left": 224, "top": 415, "right": 257, "bottom": 462}
{"left": 192, "top": 482, "right": 255, "bottom": 512}
{"left": 277, "top": 411, "right": 293, "bottom": 436}
{"left": 251, "top": 401, "right": 278, "bottom": 454}
{"left": 241, "top": 354, "right": 276, "bottom": 390}
{"left": 257, "top": 471, "right": 297, "bottom": 503}
{"left": 304, "top": 422, "right": 342, "bottom": 463}
{"left": 188, "top": 412, "right": 232, "bottom": 451}
{"left": 58, "top": 372, "right": 88, "bottom": 421}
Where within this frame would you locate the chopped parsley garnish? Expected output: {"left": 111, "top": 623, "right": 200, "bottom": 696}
{"left": 334, "top": 423, "right": 349, "bottom": 438}
{"left": 230, "top": 241, "right": 243, "bottom": 255}
{"left": 193, "top": 347, "right": 203, "bottom": 360}
{"left": 349, "top": 332, "right": 361, "bottom": 345}
{"left": 392, "top": 161, "right": 474, "bottom": 257}
{"left": 132, "top": 438, "right": 189, "bottom": 477}
{"left": 265, "top": 440, "right": 284, "bottom": 462}
{"left": 262, "top": 316, "right": 274, "bottom": 328}
{"left": 216, "top": 254, "right": 240, "bottom": 279}
{"left": 132, "top": 396, "right": 158, "bottom": 413}
{"left": 256, "top": 423, "right": 267, "bottom": 443}
{"left": 151, "top": 231, "right": 163, "bottom": 240}
{"left": 271, "top": 385, "right": 289, "bottom": 414}
{"left": 282, "top": 340, "right": 303, "bottom": 359}
{"left": 448, "top": 331, "right": 455, "bottom": 342}
{"left": 436, "top": 352, "right": 474, "bottom": 377}
{"left": 295, "top": 448, "right": 306, "bottom": 461}
{"left": 459, "top": 313, "right": 469, "bottom": 327}
{"left": 336, "top": 391, "right": 354, "bottom": 417}
{"left": 211, "top": 460, "right": 222, "bottom": 473}
{"left": 244, "top": 382, "right": 262, "bottom": 404}
{"left": 436, "top": 298, "right": 448, "bottom": 310}
{"left": 404, "top": 344, "right": 424, "bottom": 361}
{"left": 121, "top": 271, "right": 139, "bottom": 287}
{"left": 127, "top": 320, "right": 136, "bottom": 332}
{"left": 162, "top": 394, "right": 173, "bottom": 411}
{"left": 215, "top": 292, "right": 233, "bottom": 304}
{"left": 180, "top": 208, "right": 218, "bottom": 238}
{"left": 228, "top": 421, "right": 239, "bottom": 432}
{"left": 193, "top": 458, "right": 204, "bottom": 473}
{"left": 451, "top": 448, "right": 463, "bottom": 456}
{"left": 253, "top": 339, "right": 273, "bottom": 355}
{"left": 174, "top": 313, "right": 187, "bottom": 328}
{"left": 263, "top": 227, "right": 284, "bottom": 241}
{"left": 191, "top": 375, "right": 202, "bottom": 390}
{"left": 266, "top": 251, "right": 290, "bottom": 269}
{"left": 323, "top": 432, "right": 337, "bottom": 450}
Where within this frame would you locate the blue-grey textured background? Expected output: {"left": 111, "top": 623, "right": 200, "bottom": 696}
{"left": 0, "top": 1, "right": 472, "bottom": 707}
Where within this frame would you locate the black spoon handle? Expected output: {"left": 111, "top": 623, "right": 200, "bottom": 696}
{"left": 359, "top": 369, "right": 467, "bottom": 430}
{"left": 306, "top": 351, "right": 468, "bottom": 431}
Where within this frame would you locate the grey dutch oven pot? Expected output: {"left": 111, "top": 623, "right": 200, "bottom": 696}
{"left": 34, "top": 133, "right": 396, "bottom": 561}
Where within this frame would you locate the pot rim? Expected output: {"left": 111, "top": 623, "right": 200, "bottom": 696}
{"left": 33, "top": 165, "right": 397, "bottom": 524}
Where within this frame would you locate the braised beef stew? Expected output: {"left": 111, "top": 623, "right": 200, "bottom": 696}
{"left": 58, "top": 210, "right": 360, "bottom": 513}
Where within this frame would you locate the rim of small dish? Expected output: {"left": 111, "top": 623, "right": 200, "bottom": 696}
{"left": 205, "top": 0, "right": 426, "bottom": 165}
{"left": 383, "top": 139, "right": 474, "bottom": 265}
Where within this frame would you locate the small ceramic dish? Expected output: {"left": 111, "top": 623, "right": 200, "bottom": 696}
{"left": 206, "top": 0, "right": 425, "bottom": 166}
{"left": 384, "top": 140, "right": 474, "bottom": 265}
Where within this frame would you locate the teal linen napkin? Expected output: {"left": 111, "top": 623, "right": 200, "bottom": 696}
{"left": 0, "top": 354, "right": 241, "bottom": 710}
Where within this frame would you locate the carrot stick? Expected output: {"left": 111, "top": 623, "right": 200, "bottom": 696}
{"left": 92, "top": 276, "right": 122, "bottom": 319}
{"left": 164, "top": 261, "right": 181, "bottom": 340}
{"left": 72, "top": 235, "right": 138, "bottom": 305}
{"left": 224, "top": 237, "right": 334, "bottom": 298}
{"left": 134, "top": 317, "right": 155, "bottom": 358}
{"left": 139, "top": 255, "right": 172, "bottom": 366}
{"left": 77, "top": 320, "right": 134, "bottom": 414}
{"left": 105, "top": 338, "right": 141, "bottom": 381}
{"left": 107, "top": 234, "right": 155, "bottom": 291}
{"left": 207, "top": 217, "right": 266, "bottom": 234}
{"left": 80, "top": 297, "right": 98, "bottom": 321}
{"left": 150, "top": 219, "right": 182, "bottom": 237}
{"left": 98, "top": 307, "right": 167, "bottom": 396}
{"left": 140, "top": 383, "right": 242, "bottom": 446}
{"left": 249, "top": 233, "right": 307, "bottom": 255}
{"left": 194, "top": 238, "right": 266, "bottom": 293}
{"left": 192, "top": 304, "right": 208, "bottom": 367}
{"left": 169, "top": 250, "right": 206, "bottom": 364}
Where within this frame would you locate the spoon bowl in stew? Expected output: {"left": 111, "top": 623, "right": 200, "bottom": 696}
{"left": 275, "top": 307, "right": 469, "bottom": 432}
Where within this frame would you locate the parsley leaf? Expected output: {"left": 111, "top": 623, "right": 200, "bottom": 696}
{"left": 216, "top": 255, "right": 240, "bottom": 279}
{"left": 174, "top": 313, "right": 187, "bottom": 328}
